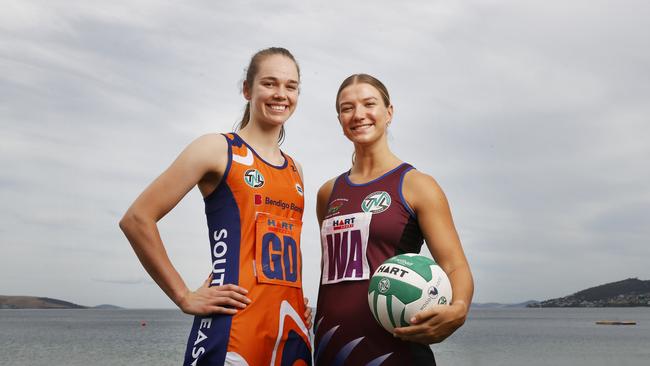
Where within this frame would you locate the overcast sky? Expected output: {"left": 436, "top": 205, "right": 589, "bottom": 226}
{"left": 2, "top": 0, "right": 649, "bottom": 308}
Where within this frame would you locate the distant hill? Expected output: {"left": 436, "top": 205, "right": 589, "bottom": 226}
{"left": 528, "top": 278, "right": 650, "bottom": 307}
{"left": 0, "top": 295, "right": 87, "bottom": 309}
{"left": 0, "top": 296, "right": 123, "bottom": 310}
{"left": 473, "top": 300, "right": 539, "bottom": 309}
{"left": 93, "top": 304, "right": 124, "bottom": 310}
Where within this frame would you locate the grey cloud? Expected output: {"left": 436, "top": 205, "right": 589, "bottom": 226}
{"left": 2, "top": 0, "right": 649, "bottom": 307}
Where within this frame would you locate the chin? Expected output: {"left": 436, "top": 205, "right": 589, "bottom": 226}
{"left": 265, "top": 117, "right": 289, "bottom": 128}
{"left": 347, "top": 135, "right": 373, "bottom": 145}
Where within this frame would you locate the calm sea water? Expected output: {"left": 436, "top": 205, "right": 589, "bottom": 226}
{"left": 1, "top": 307, "right": 648, "bottom": 365}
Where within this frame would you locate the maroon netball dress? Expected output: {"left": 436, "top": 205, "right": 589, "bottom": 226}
{"left": 314, "top": 163, "right": 436, "bottom": 366}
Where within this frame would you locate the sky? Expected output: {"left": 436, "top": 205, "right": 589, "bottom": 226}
{"left": 1, "top": 0, "right": 649, "bottom": 309}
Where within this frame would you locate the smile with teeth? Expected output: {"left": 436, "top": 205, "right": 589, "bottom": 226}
{"left": 351, "top": 123, "right": 373, "bottom": 131}
{"left": 268, "top": 104, "right": 288, "bottom": 112}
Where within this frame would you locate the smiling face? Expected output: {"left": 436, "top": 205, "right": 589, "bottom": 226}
{"left": 337, "top": 82, "right": 393, "bottom": 145}
{"left": 243, "top": 54, "right": 300, "bottom": 129}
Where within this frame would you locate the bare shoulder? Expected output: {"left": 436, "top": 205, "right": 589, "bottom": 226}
{"left": 188, "top": 133, "right": 228, "bottom": 158}
{"left": 181, "top": 133, "right": 229, "bottom": 173}
{"left": 402, "top": 169, "right": 447, "bottom": 212}
{"left": 317, "top": 177, "right": 337, "bottom": 203}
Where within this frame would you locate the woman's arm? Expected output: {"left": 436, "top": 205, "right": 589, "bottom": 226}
{"left": 393, "top": 170, "right": 474, "bottom": 344}
{"left": 119, "top": 134, "right": 250, "bottom": 315}
{"left": 316, "top": 178, "right": 336, "bottom": 226}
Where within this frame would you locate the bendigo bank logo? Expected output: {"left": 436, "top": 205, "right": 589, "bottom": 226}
{"left": 244, "top": 169, "right": 265, "bottom": 188}
{"left": 264, "top": 196, "right": 303, "bottom": 214}
{"left": 361, "top": 191, "right": 391, "bottom": 214}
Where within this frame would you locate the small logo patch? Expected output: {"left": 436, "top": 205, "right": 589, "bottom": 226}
{"left": 295, "top": 184, "right": 303, "bottom": 196}
{"left": 254, "top": 194, "right": 262, "bottom": 205}
{"left": 327, "top": 198, "right": 348, "bottom": 216}
{"left": 378, "top": 278, "right": 391, "bottom": 294}
{"left": 428, "top": 286, "right": 439, "bottom": 298}
{"left": 244, "top": 169, "right": 265, "bottom": 188}
{"left": 361, "top": 191, "right": 391, "bottom": 214}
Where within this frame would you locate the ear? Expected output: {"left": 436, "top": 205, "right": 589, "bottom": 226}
{"left": 243, "top": 80, "right": 251, "bottom": 101}
{"left": 386, "top": 104, "right": 394, "bottom": 124}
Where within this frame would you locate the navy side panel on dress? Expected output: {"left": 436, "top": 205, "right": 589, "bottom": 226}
{"left": 183, "top": 182, "right": 241, "bottom": 366}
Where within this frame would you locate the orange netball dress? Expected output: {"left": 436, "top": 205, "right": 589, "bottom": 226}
{"left": 183, "top": 133, "right": 311, "bottom": 366}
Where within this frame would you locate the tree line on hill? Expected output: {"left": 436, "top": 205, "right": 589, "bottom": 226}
{"left": 526, "top": 278, "right": 650, "bottom": 307}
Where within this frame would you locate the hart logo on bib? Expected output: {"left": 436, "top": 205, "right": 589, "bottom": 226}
{"left": 361, "top": 191, "right": 391, "bottom": 214}
{"left": 320, "top": 212, "right": 372, "bottom": 284}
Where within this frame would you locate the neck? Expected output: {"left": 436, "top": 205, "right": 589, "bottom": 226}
{"left": 238, "top": 121, "right": 283, "bottom": 163}
{"left": 350, "top": 138, "right": 401, "bottom": 178}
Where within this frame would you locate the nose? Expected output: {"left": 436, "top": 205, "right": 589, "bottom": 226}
{"left": 352, "top": 106, "right": 364, "bottom": 121}
{"left": 273, "top": 86, "right": 287, "bottom": 99}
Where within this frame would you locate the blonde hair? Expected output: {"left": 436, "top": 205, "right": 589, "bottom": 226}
{"left": 335, "top": 73, "right": 390, "bottom": 114}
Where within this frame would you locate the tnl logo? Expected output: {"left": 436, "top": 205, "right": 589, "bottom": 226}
{"left": 378, "top": 278, "right": 391, "bottom": 294}
{"left": 244, "top": 169, "right": 265, "bottom": 188}
{"left": 361, "top": 191, "right": 391, "bottom": 214}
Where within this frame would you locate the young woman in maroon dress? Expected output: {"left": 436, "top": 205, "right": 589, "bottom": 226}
{"left": 314, "top": 74, "right": 474, "bottom": 365}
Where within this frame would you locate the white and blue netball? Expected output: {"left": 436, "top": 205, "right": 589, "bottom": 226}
{"left": 367, "top": 253, "right": 452, "bottom": 332}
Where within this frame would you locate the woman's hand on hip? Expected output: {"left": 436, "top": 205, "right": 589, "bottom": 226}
{"left": 178, "top": 276, "right": 251, "bottom": 316}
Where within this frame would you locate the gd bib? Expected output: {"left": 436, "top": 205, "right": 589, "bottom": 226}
{"left": 255, "top": 213, "right": 303, "bottom": 288}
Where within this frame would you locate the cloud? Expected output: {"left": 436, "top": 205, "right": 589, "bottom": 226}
{"left": 1, "top": 0, "right": 649, "bottom": 307}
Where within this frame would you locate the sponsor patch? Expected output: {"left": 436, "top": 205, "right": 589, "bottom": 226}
{"left": 295, "top": 184, "right": 303, "bottom": 196}
{"left": 361, "top": 191, "right": 391, "bottom": 214}
{"left": 378, "top": 278, "right": 391, "bottom": 294}
{"left": 244, "top": 169, "right": 265, "bottom": 188}
{"left": 264, "top": 196, "right": 303, "bottom": 214}
{"left": 326, "top": 198, "right": 348, "bottom": 217}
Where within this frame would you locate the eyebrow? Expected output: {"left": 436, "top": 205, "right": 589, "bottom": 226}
{"left": 340, "top": 96, "right": 378, "bottom": 105}
{"left": 259, "top": 76, "right": 299, "bottom": 84}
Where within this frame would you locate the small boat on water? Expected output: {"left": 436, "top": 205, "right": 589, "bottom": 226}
{"left": 595, "top": 320, "right": 636, "bottom": 325}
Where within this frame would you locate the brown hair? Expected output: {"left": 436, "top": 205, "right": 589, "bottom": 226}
{"left": 236, "top": 47, "right": 300, "bottom": 144}
{"left": 335, "top": 73, "right": 391, "bottom": 114}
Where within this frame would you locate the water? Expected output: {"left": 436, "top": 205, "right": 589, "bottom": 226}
{"left": 1, "top": 308, "right": 648, "bottom": 365}
{"left": 434, "top": 307, "right": 650, "bottom": 366}
{"left": 0, "top": 309, "right": 191, "bottom": 366}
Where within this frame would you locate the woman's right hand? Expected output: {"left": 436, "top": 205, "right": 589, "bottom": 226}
{"left": 178, "top": 276, "right": 251, "bottom": 316}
